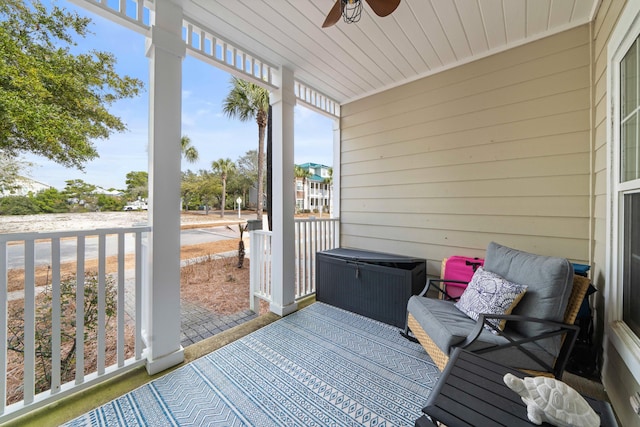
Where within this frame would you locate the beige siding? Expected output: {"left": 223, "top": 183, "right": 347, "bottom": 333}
{"left": 340, "top": 26, "right": 591, "bottom": 272}
{"left": 592, "top": 0, "right": 624, "bottom": 292}
{"left": 337, "top": 1, "right": 640, "bottom": 421}
{"left": 592, "top": 0, "right": 625, "bottom": 294}
{"left": 591, "top": 1, "right": 640, "bottom": 426}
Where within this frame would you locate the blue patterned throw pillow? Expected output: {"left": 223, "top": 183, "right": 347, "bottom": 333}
{"left": 454, "top": 267, "right": 527, "bottom": 331}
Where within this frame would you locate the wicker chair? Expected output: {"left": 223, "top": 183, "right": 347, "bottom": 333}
{"left": 405, "top": 242, "right": 590, "bottom": 379}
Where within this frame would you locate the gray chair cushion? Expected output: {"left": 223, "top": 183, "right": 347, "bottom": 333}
{"left": 408, "top": 295, "right": 555, "bottom": 371}
{"left": 408, "top": 296, "right": 476, "bottom": 351}
{"left": 483, "top": 242, "right": 574, "bottom": 338}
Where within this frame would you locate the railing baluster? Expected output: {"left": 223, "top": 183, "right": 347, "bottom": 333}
{"left": 51, "top": 238, "right": 61, "bottom": 395}
{"left": 1, "top": 226, "right": 149, "bottom": 421}
{"left": 135, "top": 232, "right": 143, "bottom": 359}
{"left": 186, "top": 23, "right": 193, "bottom": 47}
{"left": 248, "top": 218, "right": 340, "bottom": 303}
{"left": 269, "top": 234, "right": 273, "bottom": 296}
{"left": 294, "top": 222, "right": 299, "bottom": 297}
{"left": 304, "top": 220, "right": 315, "bottom": 296}
{"left": 307, "top": 219, "right": 318, "bottom": 298}
{"left": 136, "top": 0, "right": 143, "bottom": 22}
{"left": 117, "top": 232, "right": 125, "bottom": 367}
{"left": 264, "top": 235, "right": 268, "bottom": 299}
{"left": 97, "top": 234, "right": 106, "bottom": 375}
{"left": 261, "top": 234, "right": 266, "bottom": 297}
{"left": 0, "top": 242, "right": 7, "bottom": 414}
{"left": 75, "top": 236, "right": 85, "bottom": 385}
{"left": 23, "top": 240, "right": 35, "bottom": 405}
{"left": 256, "top": 234, "right": 261, "bottom": 296}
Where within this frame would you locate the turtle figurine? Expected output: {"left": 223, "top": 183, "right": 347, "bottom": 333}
{"left": 503, "top": 373, "right": 600, "bottom": 427}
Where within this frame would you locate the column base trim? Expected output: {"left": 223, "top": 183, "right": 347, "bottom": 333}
{"left": 270, "top": 301, "right": 298, "bottom": 317}
{"left": 144, "top": 346, "right": 185, "bottom": 375}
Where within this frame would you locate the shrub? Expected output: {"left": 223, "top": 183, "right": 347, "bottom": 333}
{"left": 7, "top": 273, "right": 117, "bottom": 394}
{"left": 0, "top": 196, "right": 42, "bottom": 215}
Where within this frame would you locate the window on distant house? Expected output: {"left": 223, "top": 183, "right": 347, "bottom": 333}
{"left": 621, "top": 35, "right": 640, "bottom": 337}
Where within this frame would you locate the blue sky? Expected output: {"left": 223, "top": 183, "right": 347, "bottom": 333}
{"left": 26, "top": 1, "right": 335, "bottom": 190}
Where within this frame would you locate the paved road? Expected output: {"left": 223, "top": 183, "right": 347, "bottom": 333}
{"left": 6, "top": 225, "right": 240, "bottom": 269}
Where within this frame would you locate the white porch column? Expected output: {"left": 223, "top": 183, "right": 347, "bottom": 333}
{"left": 270, "top": 67, "right": 298, "bottom": 316}
{"left": 331, "top": 118, "right": 340, "bottom": 221}
{"left": 142, "top": 0, "right": 185, "bottom": 375}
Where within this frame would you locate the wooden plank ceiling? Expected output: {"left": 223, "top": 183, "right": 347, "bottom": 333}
{"left": 183, "top": 0, "right": 599, "bottom": 105}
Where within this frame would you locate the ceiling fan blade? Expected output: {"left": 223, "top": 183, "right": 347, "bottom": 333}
{"left": 322, "top": 0, "right": 343, "bottom": 28}
{"left": 365, "top": 0, "right": 401, "bottom": 17}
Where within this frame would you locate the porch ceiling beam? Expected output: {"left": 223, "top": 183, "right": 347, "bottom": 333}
{"left": 68, "top": 0, "right": 150, "bottom": 35}
{"left": 183, "top": 16, "right": 279, "bottom": 90}
{"left": 294, "top": 81, "right": 340, "bottom": 119}
{"left": 73, "top": 0, "right": 341, "bottom": 120}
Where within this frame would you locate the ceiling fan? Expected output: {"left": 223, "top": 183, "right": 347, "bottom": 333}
{"left": 322, "top": 0, "right": 401, "bottom": 28}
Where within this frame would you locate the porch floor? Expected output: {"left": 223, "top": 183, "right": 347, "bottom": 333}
{"left": 7, "top": 296, "right": 610, "bottom": 427}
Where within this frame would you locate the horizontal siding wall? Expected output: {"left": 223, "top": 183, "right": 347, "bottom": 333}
{"left": 592, "top": 1, "right": 640, "bottom": 426}
{"left": 340, "top": 25, "right": 591, "bottom": 275}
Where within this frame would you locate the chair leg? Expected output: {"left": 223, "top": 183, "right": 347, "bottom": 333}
{"left": 400, "top": 325, "right": 419, "bottom": 343}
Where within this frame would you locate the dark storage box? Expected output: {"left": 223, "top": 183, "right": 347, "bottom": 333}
{"left": 316, "top": 248, "right": 427, "bottom": 328}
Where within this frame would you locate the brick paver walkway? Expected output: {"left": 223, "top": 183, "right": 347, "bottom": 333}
{"left": 180, "top": 302, "right": 258, "bottom": 346}
{"left": 123, "top": 253, "right": 259, "bottom": 348}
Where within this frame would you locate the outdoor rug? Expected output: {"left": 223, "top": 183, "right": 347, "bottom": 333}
{"left": 65, "top": 302, "right": 439, "bottom": 426}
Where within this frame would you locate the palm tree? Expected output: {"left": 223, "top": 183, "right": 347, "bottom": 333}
{"left": 179, "top": 136, "right": 199, "bottom": 210}
{"left": 323, "top": 167, "right": 333, "bottom": 216}
{"left": 180, "top": 135, "right": 199, "bottom": 164}
{"left": 212, "top": 158, "right": 236, "bottom": 217}
{"left": 222, "top": 77, "right": 269, "bottom": 221}
{"left": 294, "top": 165, "right": 311, "bottom": 212}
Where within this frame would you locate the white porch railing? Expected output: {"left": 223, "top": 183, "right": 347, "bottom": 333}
{"left": 249, "top": 217, "right": 339, "bottom": 310}
{"left": 249, "top": 229, "right": 272, "bottom": 311}
{"left": 0, "top": 226, "right": 150, "bottom": 422}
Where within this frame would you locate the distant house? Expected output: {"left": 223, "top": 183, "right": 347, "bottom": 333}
{"left": 93, "top": 187, "right": 124, "bottom": 197}
{"left": 295, "top": 162, "right": 332, "bottom": 215}
{"left": 0, "top": 176, "right": 51, "bottom": 197}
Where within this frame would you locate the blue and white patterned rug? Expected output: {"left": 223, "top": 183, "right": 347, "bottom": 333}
{"left": 65, "top": 303, "right": 439, "bottom": 426}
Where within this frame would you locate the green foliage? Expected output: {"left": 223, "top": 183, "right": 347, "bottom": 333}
{"left": 96, "top": 193, "right": 125, "bottom": 211}
{"left": 62, "top": 179, "right": 95, "bottom": 199}
{"left": 62, "top": 178, "right": 96, "bottom": 211}
{"left": 7, "top": 273, "right": 118, "bottom": 393}
{"left": 0, "top": 152, "right": 33, "bottom": 194}
{"left": 180, "top": 170, "right": 201, "bottom": 210}
{"left": 228, "top": 150, "right": 257, "bottom": 206}
{"left": 0, "top": 182, "right": 127, "bottom": 215}
{"left": 180, "top": 135, "right": 199, "bottom": 164}
{"left": 34, "top": 187, "right": 67, "bottom": 213}
{"left": 295, "top": 165, "right": 312, "bottom": 179}
{"left": 0, "top": 195, "right": 42, "bottom": 215}
{"left": 211, "top": 158, "right": 236, "bottom": 178}
{"left": 125, "top": 171, "right": 148, "bottom": 201}
{"left": 0, "top": 0, "right": 144, "bottom": 169}
{"left": 0, "top": 187, "right": 70, "bottom": 215}
{"left": 180, "top": 169, "right": 221, "bottom": 213}
{"left": 212, "top": 158, "right": 236, "bottom": 216}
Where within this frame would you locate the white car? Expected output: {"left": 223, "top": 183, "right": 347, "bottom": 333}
{"left": 123, "top": 204, "right": 148, "bottom": 211}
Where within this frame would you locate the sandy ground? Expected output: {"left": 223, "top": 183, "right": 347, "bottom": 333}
{"left": 3, "top": 211, "right": 249, "bottom": 293}
{"left": 0, "top": 211, "right": 249, "bottom": 233}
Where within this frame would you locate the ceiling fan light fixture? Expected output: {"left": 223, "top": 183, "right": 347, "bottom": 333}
{"left": 341, "top": 0, "right": 362, "bottom": 24}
